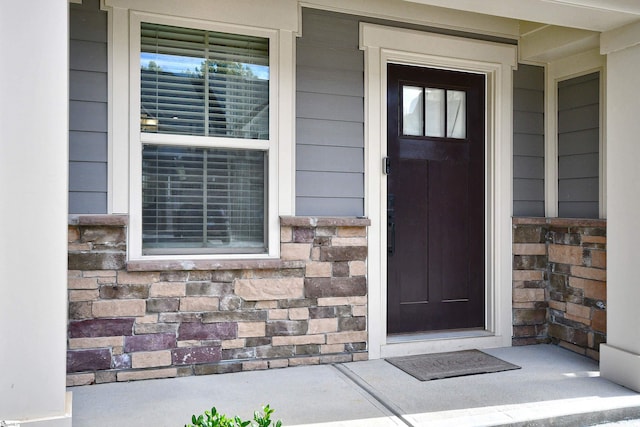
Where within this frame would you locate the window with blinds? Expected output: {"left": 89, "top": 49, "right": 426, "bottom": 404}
{"left": 140, "top": 22, "right": 269, "bottom": 138}
{"left": 139, "top": 22, "right": 270, "bottom": 254}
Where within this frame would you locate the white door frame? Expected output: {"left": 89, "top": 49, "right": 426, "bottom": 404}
{"left": 360, "top": 24, "right": 517, "bottom": 359}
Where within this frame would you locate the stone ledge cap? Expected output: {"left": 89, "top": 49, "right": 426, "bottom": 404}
{"left": 513, "top": 217, "right": 606, "bottom": 227}
{"left": 128, "top": 259, "right": 305, "bottom": 272}
{"left": 69, "top": 214, "right": 129, "bottom": 226}
{"left": 280, "top": 216, "right": 371, "bottom": 227}
{"left": 548, "top": 218, "right": 606, "bottom": 227}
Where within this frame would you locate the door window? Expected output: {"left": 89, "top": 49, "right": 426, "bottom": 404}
{"left": 401, "top": 85, "right": 466, "bottom": 139}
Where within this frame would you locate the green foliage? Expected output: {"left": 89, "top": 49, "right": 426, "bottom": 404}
{"left": 186, "top": 404, "right": 282, "bottom": 427}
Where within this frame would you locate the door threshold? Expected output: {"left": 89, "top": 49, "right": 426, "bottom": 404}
{"left": 387, "top": 328, "right": 492, "bottom": 344}
{"left": 380, "top": 330, "right": 506, "bottom": 359}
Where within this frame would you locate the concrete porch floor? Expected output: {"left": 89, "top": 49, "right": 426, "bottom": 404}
{"left": 70, "top": 344, "right": 640, "bottom": 426}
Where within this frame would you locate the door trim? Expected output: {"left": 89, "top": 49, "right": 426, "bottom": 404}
{"left": 359, "top": 24, "right": 517, "bottom": 359}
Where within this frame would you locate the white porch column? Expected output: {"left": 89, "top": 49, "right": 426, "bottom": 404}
{"left": 0, "top": 1, "right": 72, "bottom": 426}
{"left": 600, "top": 21, "right": 640, "bottom": 392}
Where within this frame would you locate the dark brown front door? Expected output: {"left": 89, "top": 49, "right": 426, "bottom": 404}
{"left": 387, "top": 63, "right": 485, "bottom": 334}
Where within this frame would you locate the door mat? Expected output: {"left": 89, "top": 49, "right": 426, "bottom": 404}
{"left": 385, "top": 349, "right": 521, "bottom": 381}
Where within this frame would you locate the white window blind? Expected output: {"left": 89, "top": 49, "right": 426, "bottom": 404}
{"left": 139, "top": 22, "right": 270, "bottom": 255}
{"left": 140, "top": 22, "right": 269, "bottom": 139}
{"left": 142, "top": 146, "right": 266, "bottom": 254}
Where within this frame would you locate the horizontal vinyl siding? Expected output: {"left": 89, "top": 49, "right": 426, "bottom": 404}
{"left": 557, "top": 72, "right": 600, "bottom": 218}
{"left": 513, "top": 64, "right": 545, "bottom": 217}
{"left": 296, "top": 9, "right": 364, "bottom": 216}
{"left": 69, "top": 0, "right": 108, "bottom": 214}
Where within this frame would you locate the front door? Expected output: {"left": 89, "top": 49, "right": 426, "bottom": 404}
{"left": 387, "top": 63, "right": 485, "bottom": 334}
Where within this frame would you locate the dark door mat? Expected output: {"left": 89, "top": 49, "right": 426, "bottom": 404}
{"left": 385, "top": 349, "right": 521, "bottom": 381}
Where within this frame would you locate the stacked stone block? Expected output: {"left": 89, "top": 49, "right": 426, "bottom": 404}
{"left": 512, "top": 217, "right": 607, "bottom": 359}
{"left": 67, "top": 215, "right": 369, "bottom": 386}
{"left": 512, "top": 218, "right": 550, "bottom": 346}
{"left": 546, "top": 219, "right": 606, "bottom": 359}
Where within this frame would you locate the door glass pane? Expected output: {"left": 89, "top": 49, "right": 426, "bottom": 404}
{"left": 402, "top": 86, "right": 423, "bottom": 136}
{"left": 425, "top": 88, "right": 445, "bottom": 138}
{"left": 447, "top": 90, "right": 466, "bottom": 139}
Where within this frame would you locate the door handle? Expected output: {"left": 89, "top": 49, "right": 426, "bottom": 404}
{"left": 388, "top": 219, "right": 396, "bottom": 256}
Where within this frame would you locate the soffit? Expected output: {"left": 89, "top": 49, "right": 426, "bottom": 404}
{"left": 403, "top": 0, "right": 640, "bottom": 32}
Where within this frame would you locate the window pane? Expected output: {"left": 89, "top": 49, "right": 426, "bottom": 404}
{"left": 425, "top": 88, "right": 445, "bottom": 138}
{"left": 141, "top": 23, "right": 269, "bottom": 139}
{"left": 402, "top": 86, "right": 423, "bottom": 136}
{"left": 447, "top": 90, "right": 466, "bottom": 139}
{"left": 142, "top": 145, "right": 266, "bottom": 254}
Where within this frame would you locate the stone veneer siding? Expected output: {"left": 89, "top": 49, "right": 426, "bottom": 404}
{"left": 512, "top": 217, "right": 606, "bottom": 359}
{"left": 67, "top": 215, "right": 370, "bottom": 386}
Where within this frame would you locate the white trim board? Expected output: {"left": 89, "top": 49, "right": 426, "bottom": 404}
{"left": 359, "top": 23, "right": 517, "bottom": 359}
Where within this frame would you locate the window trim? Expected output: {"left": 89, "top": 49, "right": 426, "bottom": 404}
{"left": 543, "top": 48, "right": 606, "bottom": 218}
{"left": 107, "top": 6, "right": 295, "bottom": 261}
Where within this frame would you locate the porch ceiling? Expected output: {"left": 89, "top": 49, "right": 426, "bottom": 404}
{"left": 402, "top": 0, "right": 640, "bottom": 32}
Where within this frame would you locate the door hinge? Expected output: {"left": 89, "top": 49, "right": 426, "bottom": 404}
{"left": 383, "top": 157, "right": 391, "bottom": 175}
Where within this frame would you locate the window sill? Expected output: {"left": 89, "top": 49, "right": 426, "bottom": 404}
{"left": 279, "top": 216, "right": 371, "bottom": 227}
{"left": 69, "top": 214, "right": 128, "bottom": 226}
{"left": 512, "top": 216, "right": 606, "bottom": 227}
{"left": 127, "top": 258, "right": 305, "bottom": 272}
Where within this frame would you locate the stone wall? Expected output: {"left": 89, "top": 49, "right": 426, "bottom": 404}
{"left": 67, "top": 215, "right": 370, "bottom": 386}
{"left": 512, "top": 217, "right": 607, "bottom": 359}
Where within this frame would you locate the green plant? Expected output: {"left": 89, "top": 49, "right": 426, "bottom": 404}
{"left": 252, "top": 405, "right": 282, "bottom": 427}
{"left": 186, "top": 405, "right": 282, "bottom": 427}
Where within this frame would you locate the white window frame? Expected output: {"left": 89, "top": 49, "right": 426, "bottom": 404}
{"left": 106, "top": 4, "right": 296, "bottom": 261}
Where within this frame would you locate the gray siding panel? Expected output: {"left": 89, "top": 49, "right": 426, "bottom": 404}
{"left": 296, "top": 198, "right": 364, "bottom": 217}
{"left": 513, "top": 64, "right": 545, "bottom": 217}
{"left": 296, "top": 171, "right": 363, "bottom": 198}
{"left": 69, "top": 192, "right": 108, "bottom": 215}
{"left": 557, "top": 104, "right": 599, "bottom": 134}
{"left": 558, "top": 178, "right": 599, "bottom": 201}
{"left": 513, "top": 88, "right": 544, "bottom": 112}
{"left": 297, "top": 118, "right": 363, "bottom": 148}
{"left": 69, "top": 131, "right": 108, "bottom": 162}
{"left": 513, "top": 156, "right": 544, "bottom": 179}
{"left": 70, "top": 40, "right": 108, "bottom": 73}
{"left": 558, "top": 153, "right": 599, "bottom": 179}
{"left": 514, "top": 134, "right": 544, "bottom": 157}
{"left": 296, "top": 43, "right": 364, "bottom": 71}
{"left": 69, "top": 101, "right": 108, "bottom": 133}
{"left": 513, "top": 63, "right": 544, "bottom": 90}
{"left": 558, "top": 76, "right": 599, "bottom": 109}
{"left": 69, "top": 162, "right": 108, "bottom": 192}
{"left": 70, "top": 0, "right": 108, "bottom": 214}
{"left": 70, "top": 0, "right": 107, "bottom": 42}
{"left": 297, "top": 66, "right": 363, "bottom": 97}
{"left": 514, "top": 201, "right": 544, "bottom": 217}
{"left": 69, "top": 162, "right": 107, "bottom": 192}
{"left": 297, "top": 146, "right": 364, "bottom": 173}
{"left": 558, "top": 202, "right": 599, "bottom": 219}
{"left": 297, "top": 92, "right": 363, "bottom": 123}
{"left": 514, "top": 179, "right": 545, "bottom": 201}
{"left": 296, "top": 9, "right": 364, "bottom": 216}
{"left": 557, "top": 72, "right": 600, "bottom": 218}
{"left": 557, "top": 129, "right": 599, "bottom": 156}
{"left": 70, "top": 70, "right": 107, "bottom": 102}
{"left": 513, "top": 111, "right": 544, "bottom": 135}
{"left": 299, "top": 11, "right": 360, "bottom": 49}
